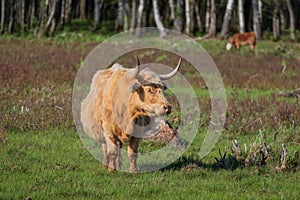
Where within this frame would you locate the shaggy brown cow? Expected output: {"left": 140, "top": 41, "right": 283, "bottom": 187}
{"left": 226, "top": 32, "right": 257, "bottom": 51}
{"left": 81, "top": 58, "right": 181, "bottom": 172}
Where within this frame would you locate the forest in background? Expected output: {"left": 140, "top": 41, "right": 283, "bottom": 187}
{"left": 0, "top": 0, "right": 299, "bottom": 40}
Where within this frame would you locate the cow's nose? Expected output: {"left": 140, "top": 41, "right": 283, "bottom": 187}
{"left": 163, "top": 105, "right": 172, "bottom": 115}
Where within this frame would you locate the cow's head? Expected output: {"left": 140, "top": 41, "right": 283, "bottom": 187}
{"left": 112, "top": 57, "right": 181, "bottom": 135}
{"left": 129, "top": 58, "right": 181, "bottom": 117}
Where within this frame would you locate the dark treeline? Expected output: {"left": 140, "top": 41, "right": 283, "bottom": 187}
{"left": 0, "top": 0, "right": 299, "bottom": 40}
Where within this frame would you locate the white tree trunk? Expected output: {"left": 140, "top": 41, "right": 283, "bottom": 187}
{"left": 286, "top": 0, "right": 296, "bottom": 40}
{"left": 0, "top": 0, "right": 5, "bottom": 34}
{"left": 195, "top": 1, "right": 203, "bottom": 32}
{"left": 65, "top": 0, "right": 72, "bottom": 23}
{"left": 238, "top": 0, "right": 245, "bottom": 33}
{"left": 60, "top": 0, "right": 65, "bottom": 29}
{"left": 220, "top": 0, "right": 234, "bottom": 39}
{"left": 152, "top": 0, "right": 167, "bottom": 37}
{"left": 185, "top": 0, "right": 190, "bottom": 35}
{"left": 272, "top": 0, "right": 280, "bottom": 41}
{"left": 21, "top": 0, "right": 25, "bottom": 33}
{"left": 252, "top": 0, "right": 262, "bottom": 40}
{"left": 208, "top": 0, "right": 216, "bottom": 37}
{"left": 258, "top": 0, "right": 262, "bottom": 25}
{"left": 205, "top": 0, "right": 210, "bottom": 33}
{"left": 173, "top": 0, "right": 183, "bottom": 32}
{"left": 135, "top": 0, "right": 144, "bottom": 37}
{"left": 169, "top": 0, "right": 175, "bottom": 20}
{"left": 124, "top": 0, "right": 130, "bottom": 31}
{"left": 130, "top": 0, "right": 137, "bottom": 33}
{"left": 116, "top": 0, "right": 124, "bottom": 32}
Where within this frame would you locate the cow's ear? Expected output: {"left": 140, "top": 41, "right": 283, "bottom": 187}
{"left": 129, "top": 82, "right": 142, "bottom": 93}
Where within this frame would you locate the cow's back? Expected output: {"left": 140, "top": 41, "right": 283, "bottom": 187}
{"left": 81, "top": 64, "right": 128, "bottom": 143}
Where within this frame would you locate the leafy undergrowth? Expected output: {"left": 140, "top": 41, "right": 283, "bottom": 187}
{"left": 0, "top": 38, "right": 299, "bottom": 199}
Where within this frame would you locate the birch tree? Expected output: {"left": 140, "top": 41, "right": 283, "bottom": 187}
{"left": 286, "top": 0, "right": 296, "bottom": 40}
{"left": 220, "top": 0, "right": 234, "bottom": 39}
{"left": 205, "top": 0, "right": 210, "bottom": 33}
{"left": 129, "top": 0, "right": 137, "bottom": 33}
{"left": 45, "top": 0, "right": 58, "bottom": 36}
{"left": 8, "top": 0, "right": 15, "bottom": 34}
{"left": 238, "top": 0, "right": 245, "bottom": 33}
{"left": 153, "top": 0, "right": 167, "bottom": 37}
{"left": 60, "top": 0, "right": 66, "bottom": 30}
{"left": 80, "top": 0, "right": 86, "bottom": 20}
{"left": 195, "top": 1, "right": 203, "bottom": 33}
{"left": 0, "top": 0, "right": 5, "bottom": 34}
{"left": 116, "top": 0, "right": 124, "bottom": 32}
{"left": 208, "top": 0, "right": 216, "bottom": 37}
{"left": 174, "top": 0, "right": 183, "bottom": 32}
{"left": 135, "top": 0, "right": 144, "bottom": 37}
{"left": 93, "top": 0, "right": 104, "bottom": 31}
{"left": 185, "top": 0, "right": 191, "bottom": 35}
{"left": 252, "top": 0, "right": 262, "bottom": 40}
{"left": 169, "top": 0, "right": 175, "bottom": 22}
{"left": 273, "top": 0, "right": 281, "bottom": 41}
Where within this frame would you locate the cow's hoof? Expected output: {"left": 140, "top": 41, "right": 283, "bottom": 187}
{"left": 108, "top": 167, "right": 116, "bottom": 172}
{"left": 129, "top": 168, "right": 138, "bottom": 173}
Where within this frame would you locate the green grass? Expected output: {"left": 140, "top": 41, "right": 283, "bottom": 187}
{"left": 1, "top": 37, "right": 299, "bottom": 199}
{"left": 1, "top": 129, "right": 299, "bottom": 199}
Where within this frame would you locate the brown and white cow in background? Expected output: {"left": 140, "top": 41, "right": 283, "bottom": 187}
{"left": 226, "top": 32, "right": 257, "bottom": 51}
{"left": 81, "top": 58, "right": 182, "bottom": 172}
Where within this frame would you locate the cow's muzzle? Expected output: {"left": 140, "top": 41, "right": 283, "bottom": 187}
{"left": 163, "top": 104, "right": 172, "bottom": 115}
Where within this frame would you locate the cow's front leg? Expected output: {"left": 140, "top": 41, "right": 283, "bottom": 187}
{"left": 101, "top": 143, "right": 109, "bottom": 168}
{"left": 128, "top": 137, "right": 140, "bottom": 173}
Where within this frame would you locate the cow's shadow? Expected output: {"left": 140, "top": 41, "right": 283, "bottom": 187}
{"left": 161, "top": 155, "right": 240, "bottom": 172}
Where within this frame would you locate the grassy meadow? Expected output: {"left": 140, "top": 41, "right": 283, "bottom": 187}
{"left": 0, "top": 34, "right": 299, "bottom": 199}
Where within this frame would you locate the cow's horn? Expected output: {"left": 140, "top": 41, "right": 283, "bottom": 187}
{"left": 132, "top": 56, "right": 140, "bottom": 79}
{"left": 159, "top": 58, "right": 182, "bottom": 80}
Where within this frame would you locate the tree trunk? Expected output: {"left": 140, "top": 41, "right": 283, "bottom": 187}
{"left": 173, "top": 0, "right": 183, "bottom": 32}
{"left": 0, "top": 0, "right": 5, "bottom": 34}
{"left": 252, "top": 0, "right": 262, "bottom": 40}
{"left": 152, "top": 0, "right": 167, "bottom": 37}
{"left": 29, "top": 0, "right": 36, "bottom": 29}
{"left": 258, "top": 0, "right": 262, "bottom": 24}
{"left": 135, "top": 0, "right": 144, "bottom": 37}
{"left": 273, "top": 0, "right": 280, "bottom": 41}
{"left": 185, "top": 0, "right": 190, "bottom": 35}
{"left": 93, "top": 0, "right": 104, "bottom": 31}
{"left": 169, "top": 0, "right": 175, "bottom": 21}
{"left": 286, "top": 0, "right": 296, "bottom": 40}
{"left": 60, "top": 0, "right": 65, "bottom": 30}
{"left": 65, "top": 0, "right": 72, "bottom": 23}
{"left": 20, "top": 0, "right": 25, "bottom": 33}
{"left": 80, "top": 0, "right": 86, "bottom": 19}
{"left": 130, "top": 0, "right": 137, "bottom": 33}
{"left": 238, "top": 0, "right": 245, "bottom": 33}
{"left": 205, "top": 0, "right": 210, "bottom": 33}
{"left": 280, "top": 9, "right": 286, "bottom": 32}
{"left": 195, "top": 0, "right": 203, "bottom": 33}
{"left": 220, "top": 0, "right": 234, "bottom": 39}
{"left": 8, "top": 0, "right": 14, "bottom": 34}
{"left": 50, "top": 17, "right": 56, "bottom": 35}
{"left": 116, "top": 0, "right": 124, "bottom": 32}
{"left": 124, "top": 0, "right": 130, "bottom": 31}
{"left": 45, "top": 0, "right": 58, "bottom": 36}
{"left": 208, "top": 0, "right": 216, "bottom": 37}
